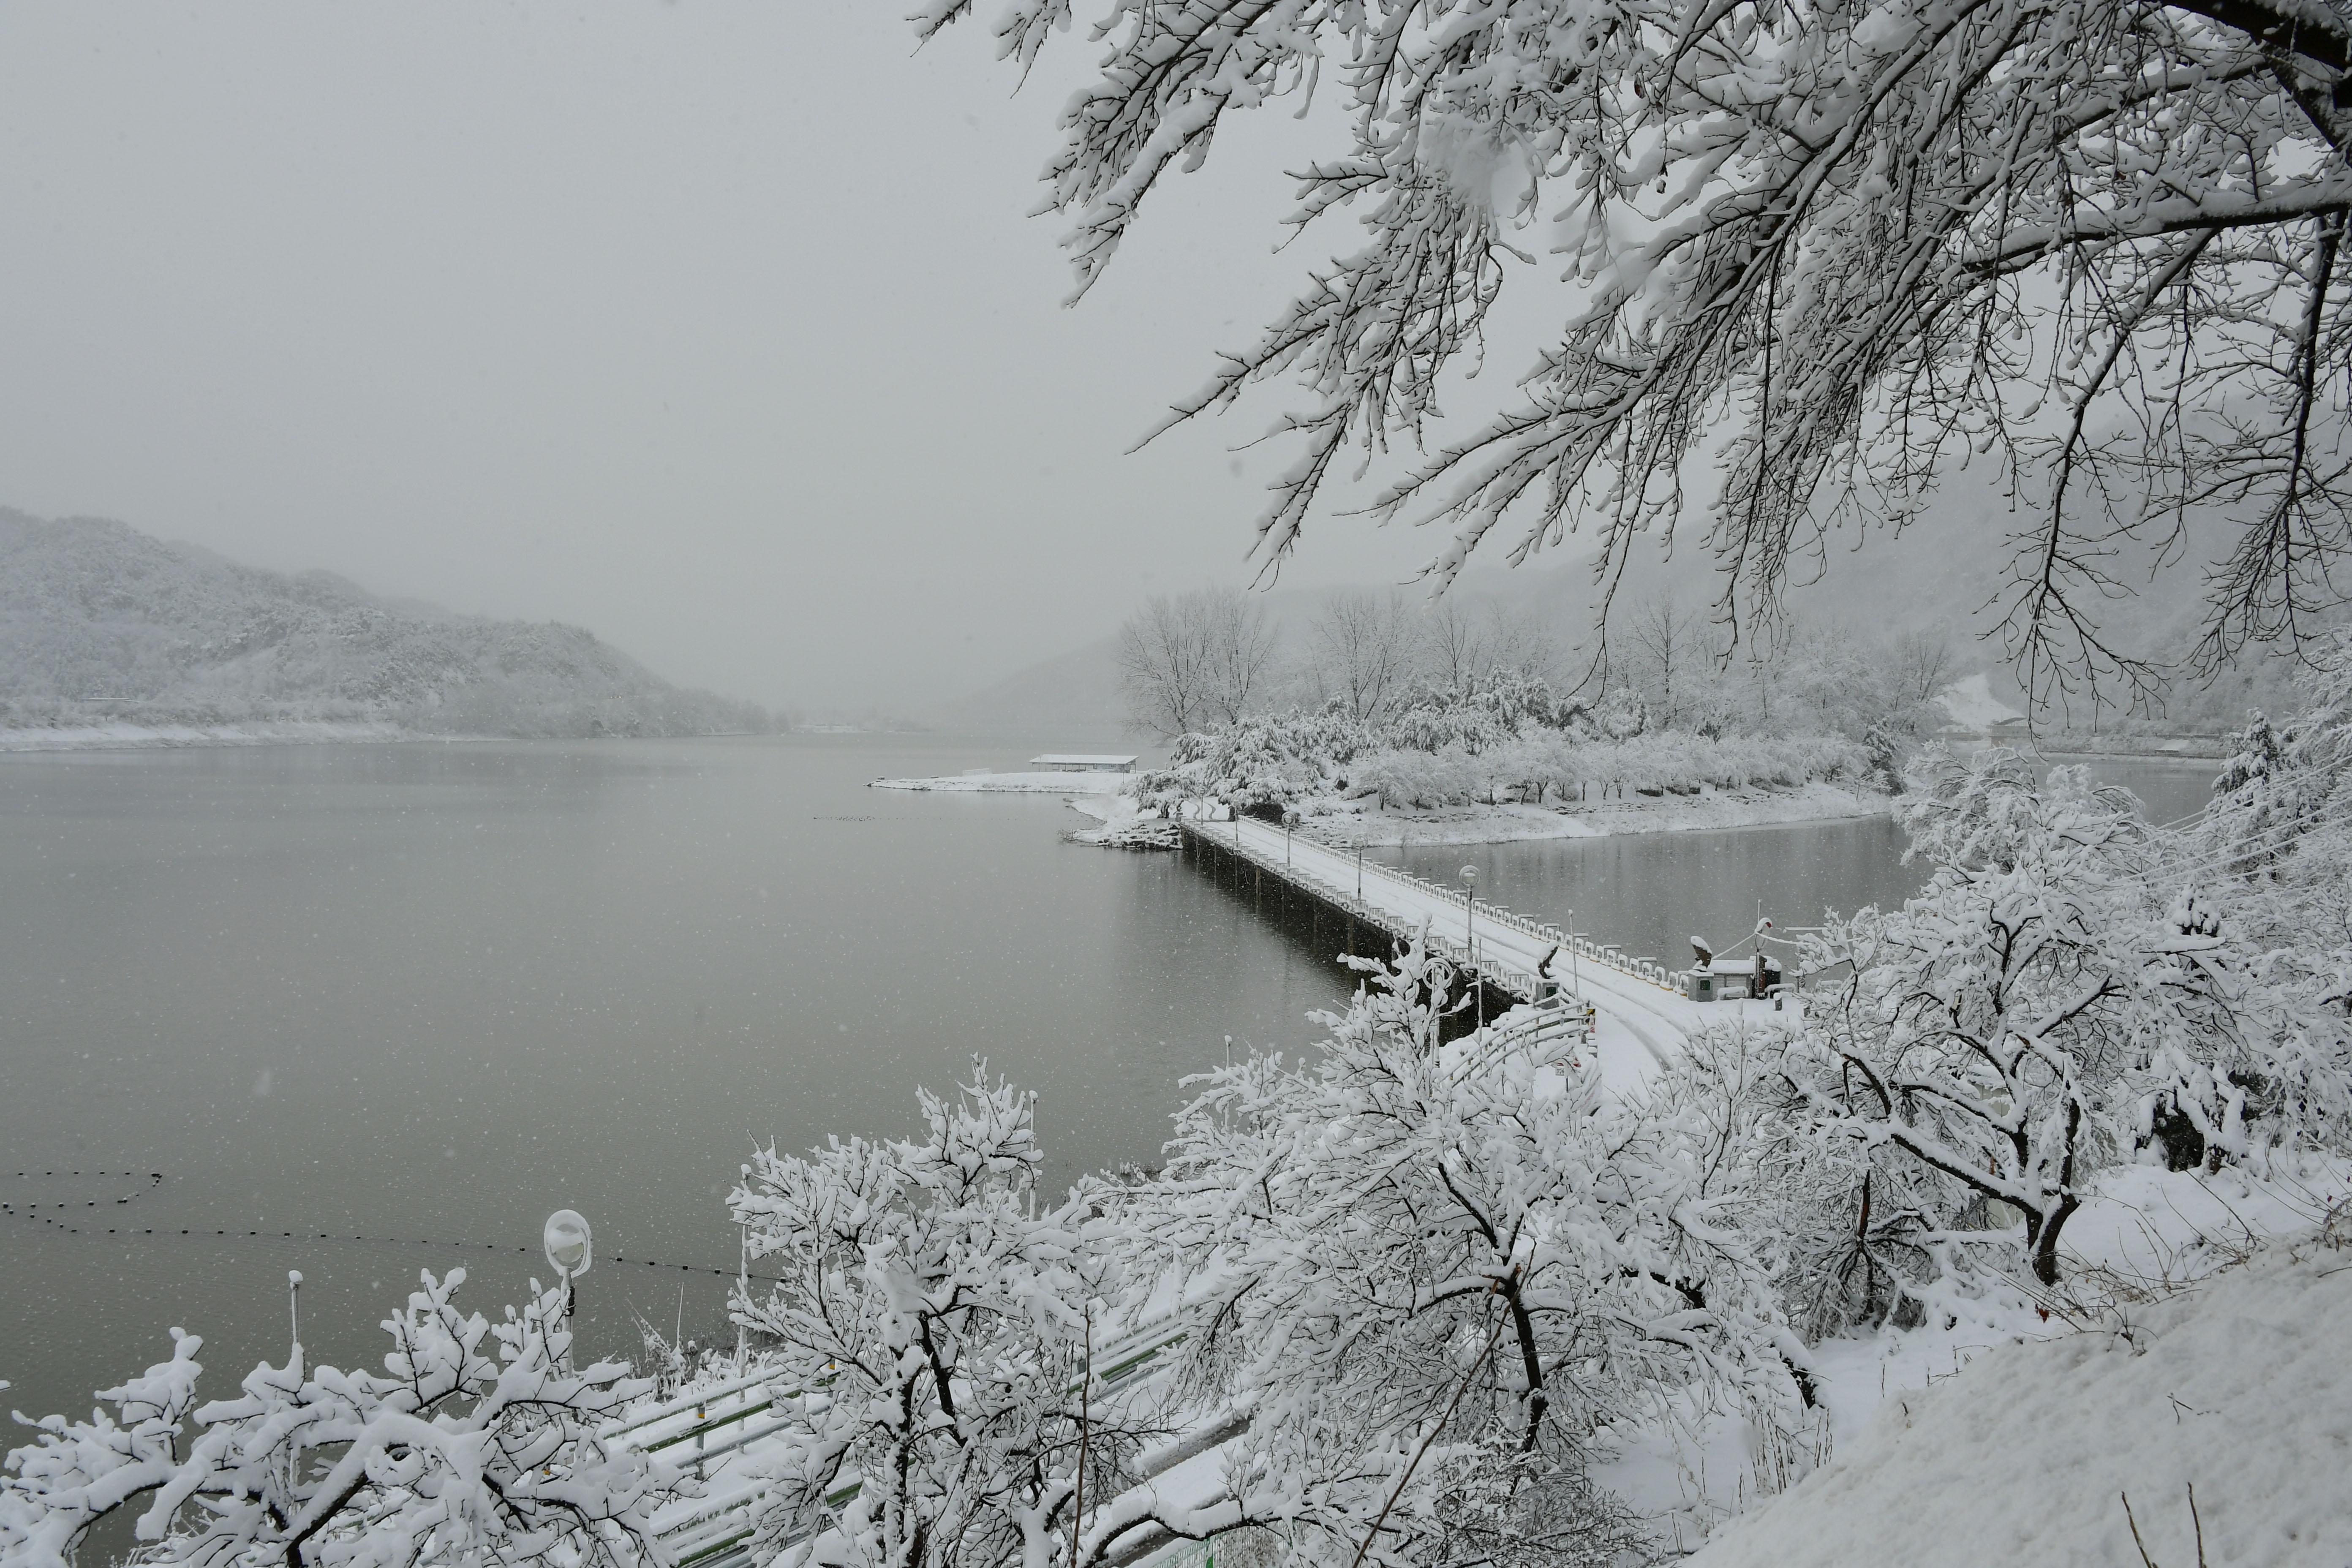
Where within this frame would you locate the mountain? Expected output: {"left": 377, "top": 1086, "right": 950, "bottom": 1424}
{"left": 0, "top": 508, "right": 777, "bottom": 738}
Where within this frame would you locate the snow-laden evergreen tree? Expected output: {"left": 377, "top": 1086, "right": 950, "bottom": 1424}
{"left": 2200, "top": 629, "right": 2352, "bottom": 999}
{"left": 0, "top": 1271, "right": 678, "bottom": 1568}
{"left": 726, "top": 1067, "right": 1187, "bottom": 1568}
{"left": 1116, "top": 939, "right": 1810, "bottom": 1566}
{"left": 918, "top": 0, "right": 2352, "bottom": 696}
{"left": 1768, "top": 747, "right": 2352, "bottom": 1298}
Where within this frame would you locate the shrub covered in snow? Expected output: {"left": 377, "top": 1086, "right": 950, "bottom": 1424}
{"left": 0, "top": 1272, "right": 680, "bottom": 1568}
{"left": 1350, "top": 731, "right": 1872, "bottom": 810}
{"left": 1131, "top": 705, "right": 1375, "bottom": 817}
{"left": 1755, "top": 748, "right": 2352, "bottom": 1309}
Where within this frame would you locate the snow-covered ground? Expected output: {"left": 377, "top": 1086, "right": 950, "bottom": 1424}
{"left": 1596, "top": 1162, "right": 2352, "bottom": 1564}
{"left": 1685, "top": 1222, "right": 2351, "bottom": 1566}
{"left": 888, "top": 773, "right": 1887, "bottom": 842}
{"left": 871, "top": 769, "right": 1139, "bottom": 793}
{"left": 1304, "top": 779, "right": 1888, "bottom": 845}
{"left": 0, "top": 720, "right": 411, "bottom": 752}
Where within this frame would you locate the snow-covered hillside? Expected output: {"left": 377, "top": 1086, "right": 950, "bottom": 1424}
{"left": 0, "top": 508, "right": 776, "bottom": 740}
{"left": 1685, "top": 1218, "right": 2351, "bottom": 1568}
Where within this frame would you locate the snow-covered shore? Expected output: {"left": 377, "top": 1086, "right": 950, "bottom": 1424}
{"left": 872, "top": 770, "right": 1140, "bottom": 793}
{"left": 0, "top": 720, "right": 413, "bottom": 753}
{"left": 999, "top": 776, "right": 1890, "bottom": 844}
{"left": 1310, "top": 779, "right": 1889, "bottom": 845}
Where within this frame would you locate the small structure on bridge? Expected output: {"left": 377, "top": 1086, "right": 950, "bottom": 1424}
{"left": 1684, "top": 935, "right": 1783, "bottom": 1003}
{"left": 1030, "top": 753, "right": 1138, "bottom": 773}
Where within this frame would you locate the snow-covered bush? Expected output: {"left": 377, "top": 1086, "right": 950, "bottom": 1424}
{"left": 726, "top": 1066, "right": 1182, "bottom": 1568}
{"left": 1116, "top": 940, "right": 1811, "bottom": 1565}
{"left": 1348, "top": 731, "right": 1872, "bottom": 809}
{"left": 0, "top": 1271, "right": 677, "bottom": 1568}
{"left": 1131, "top": 706, "right": 1372, "bottom": 816}
{"left": 1765, "top": 749, "right": 2352, "bottom": 1292}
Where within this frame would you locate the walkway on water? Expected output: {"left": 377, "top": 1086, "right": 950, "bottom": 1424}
{"left": 1178, "top": 813, "right": 1788, "bottom": 1063}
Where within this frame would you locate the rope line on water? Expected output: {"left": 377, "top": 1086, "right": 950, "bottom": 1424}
{"left": 2, "top": 1171, "right": 781, "bottom": 1285}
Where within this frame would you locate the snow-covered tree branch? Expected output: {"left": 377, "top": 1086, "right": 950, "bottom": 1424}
{"left": 727, "top": 1066, "right": 1199, "bottom": 1568}
{"left": 924, "top": 0, "right": 2352, "bottom": 700}
{"left": 0, "top": 1271, "right": 679, "bottom": 1568}
{"left": 1116, "top": 939, "right": 1805, "bottom": 1565}
{"left": 1768, "top": 746, "right": 2352, "bottom": 1291}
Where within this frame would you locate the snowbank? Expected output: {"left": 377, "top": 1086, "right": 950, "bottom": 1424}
{"left": 1684, "top": 1230, "right": 2352, "bottom": 1568}
{"left": 871, "top": 770, "right": 1133, "bottom": 793}
{"left": 0, "top": 720, "right": 411, "bottom": 752}
{"left": 1317, "top": 780, "right": 1888, "bottom": 846}
{"left": 875, "top": 775, "right": 1886, "bottom": 843}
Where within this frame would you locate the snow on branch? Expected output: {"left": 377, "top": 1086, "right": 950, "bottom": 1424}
{"left": 925, "top": 0, "right": 2352, "bottom": 702}
{"left": 0, "top": 1271, "right": 682, "bottom": 1568}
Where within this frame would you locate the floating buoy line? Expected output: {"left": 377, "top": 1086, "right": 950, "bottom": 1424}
{"left": 3, "top": 1171, "right": 782, "bottom": 1285}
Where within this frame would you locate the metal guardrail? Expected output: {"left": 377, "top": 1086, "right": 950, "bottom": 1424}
{"left": 1190, "top": 817, "right": 1684, "bottom": 999}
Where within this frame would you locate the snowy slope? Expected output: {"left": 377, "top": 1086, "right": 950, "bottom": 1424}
{"left": 1684, "top": 1239, "right": 2352, "bottom": 1568}
{"left": 0, "top": 507, "right": 775, "bottom": 738}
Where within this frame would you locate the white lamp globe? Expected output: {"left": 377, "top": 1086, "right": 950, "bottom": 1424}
{"left": 543, "top": 1209, "right": 593, "bottom": 1278}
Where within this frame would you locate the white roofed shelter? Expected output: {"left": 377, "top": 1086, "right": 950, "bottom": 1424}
{"left": 1029, "top": 754, "right": 1137, "bottom": 772}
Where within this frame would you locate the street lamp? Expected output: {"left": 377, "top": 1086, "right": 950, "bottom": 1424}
{"left": 1459, "top": 865, "right": 1481, "bottom": 1029}
{"left": 544, "top": 1209, "right": 592, "bottom": 1349}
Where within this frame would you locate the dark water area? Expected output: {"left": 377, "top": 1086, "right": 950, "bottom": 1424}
{"left": 1390, "top": 754, "right": 2219, "bottom": 975}
{"left": 0, "top": 738, "right": 2218, "bottom": 1443}
{"left": 0, "top": 735, "right": 1345, "bottom": 1432}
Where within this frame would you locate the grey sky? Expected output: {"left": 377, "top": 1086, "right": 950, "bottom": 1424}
{"left": 0, "top": 2, "right": 1519, "bottom": 714}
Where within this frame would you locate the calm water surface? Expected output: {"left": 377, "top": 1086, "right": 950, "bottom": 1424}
{"left": 0, "top": 737, "right": 2214, "bottom": 1429}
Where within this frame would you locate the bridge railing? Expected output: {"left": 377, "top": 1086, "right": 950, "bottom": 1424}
{"left": 1277, "top": 821, "right": 1687, "bottom": 996}
{"left": 1184, "top": 819, "right": 1545, "bottom": 1001}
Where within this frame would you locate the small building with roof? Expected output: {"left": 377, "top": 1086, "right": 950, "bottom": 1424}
{"left": 1030, "top": 754, "right": 1139, "bottom": 773}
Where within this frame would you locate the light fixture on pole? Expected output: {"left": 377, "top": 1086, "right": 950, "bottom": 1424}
{"left": 543, "top": 1209, "right": 592, "bottom": 1353}
{"left": 1459, "top": 865, "right": 1481, "bottom": 1029}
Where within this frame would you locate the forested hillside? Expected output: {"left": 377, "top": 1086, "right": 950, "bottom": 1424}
{"left": 0, "top": 509, "right": 776, "bottom": 738}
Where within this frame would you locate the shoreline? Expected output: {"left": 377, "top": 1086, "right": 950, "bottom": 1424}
{"left": 0, "top": 720, "right": 416, "bottom": 753}
{"left": 1058, "top": 779, "right": 1892, "bottom": 846}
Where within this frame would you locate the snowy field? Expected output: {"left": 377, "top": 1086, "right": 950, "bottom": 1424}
{"left": 1670, "top": 1176, "right": 2350, "bottom": 1567}
{"left": 1577, "top": 1162, "right": 2352, "bottom": 1565}
{"left": 910, "top": 774, "right": 1889, "bottom": 842}
{"left": 871, "top": 769, "right": 1138, "bottom": 792}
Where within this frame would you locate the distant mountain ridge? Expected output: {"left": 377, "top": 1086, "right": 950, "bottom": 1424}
{"left": 0, "top": 508, "right": 776, "bottom": 738}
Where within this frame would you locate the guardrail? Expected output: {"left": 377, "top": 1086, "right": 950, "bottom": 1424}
{"left": 1296, "top": 823, "right": 1686, "bottom": 994}
{"left": 1185, "top": 818, "right": 1544, "bottom": 1000}
{"left": 1192, "top": 817, "right": 1685, "bottom": 998}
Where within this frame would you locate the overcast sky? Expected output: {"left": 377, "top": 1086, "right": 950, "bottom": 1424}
{"left": 0, "top": 3, "right": 1581, "bottom": 714}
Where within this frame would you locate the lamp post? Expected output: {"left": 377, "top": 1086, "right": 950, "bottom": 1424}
{"left": 1459, "top": 864, "right": 1481, "bottom": 1029}
{"left": 543, "top": 1209, "right": 592, "bottom": 1363}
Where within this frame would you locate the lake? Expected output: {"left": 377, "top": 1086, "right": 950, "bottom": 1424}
{"left": 0, "top": 737, "right": 2215, "bottom": 1431}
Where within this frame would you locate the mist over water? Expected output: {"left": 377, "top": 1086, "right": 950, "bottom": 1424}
{"left": 0, "top": 738, "right": 2212, "bottom": 1435}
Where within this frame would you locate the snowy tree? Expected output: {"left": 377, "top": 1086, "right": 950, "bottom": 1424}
{"left": 1620, "top": 595, "right": 1706, "bottom": 732}
{"left": 920, "top": 0, "right": 2352, "bottom": 698}
{"left": 1772, "top": 748, "right": 2350, "bottom": 1289}
{"left": 726, "top": 1066, "right": 1202, "bottom": 1568}
{"left": 0, "top": 1271, "right": 678, "bottom": 1568}
{"left": 1306, "top": 590, "right": 1419, "bottom": 724}
{"left": 1116, "top": 590, "right": 1280, "bottom": 738}
{"left": 1131, "top": 705, "right": 1370, "bottom": 815}
{"left": 1116, "top": 940, "right": 1809, "bottom": 1566}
